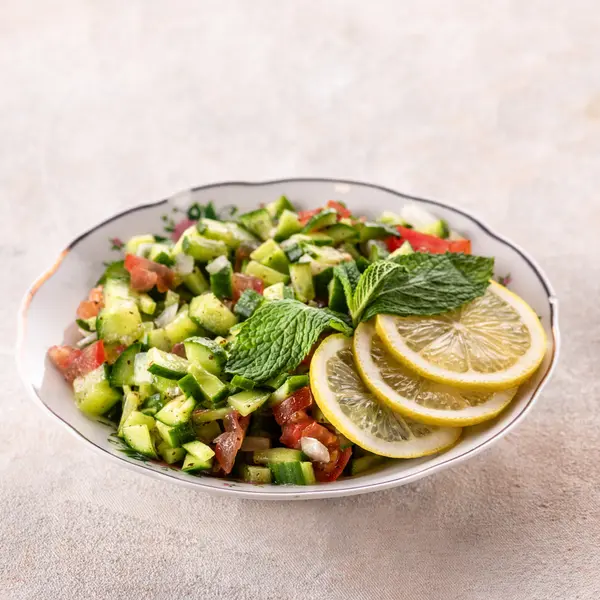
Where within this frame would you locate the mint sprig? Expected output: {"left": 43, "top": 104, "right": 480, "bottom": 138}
{"left": 225, "top": 300, "right": 352, "bottom": 382}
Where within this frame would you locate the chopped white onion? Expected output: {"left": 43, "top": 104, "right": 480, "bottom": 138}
{"left": 77, "top": 326, "right": 92, "bottom": 337}
{"left": 174, "top": 252, "right": 194, "bottom": 276}
{"left": 165, "top": 386, "right": 181, "bottom": 398}
{"left": 206, "top": 254, "right": 230, "bottom": 274}
{"left": 240, "top": 436, "right": 272, "bottom": 452}
{"left": 300, "top": 437, "right": 330, "bottom": 463}
{"left": 76, "top": 332, "right": 98, "bottom": 348}
{"left": 154, "top": 303, "right": 178, "bottom": 328}
{"left": 136, "top": 243, "right": 154, "bottom": 257}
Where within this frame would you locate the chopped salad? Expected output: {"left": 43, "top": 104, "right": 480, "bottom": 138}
{"left": 48, "top": 196, "right": 545, "bottom": 485}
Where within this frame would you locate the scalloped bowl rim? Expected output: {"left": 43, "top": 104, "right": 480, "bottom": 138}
{"left": 16, "top": 178, "right": 560, "bottom": 500}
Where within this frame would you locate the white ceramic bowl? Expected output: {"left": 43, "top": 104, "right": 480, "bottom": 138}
{"left": 16, "top": 179, "right": 560, "bottom": 500}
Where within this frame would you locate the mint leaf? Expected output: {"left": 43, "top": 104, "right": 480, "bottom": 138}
{"left": 361, "top": 253, "right": 494, "bottom": 321}
{"left": 225, "top": 300, "right": 353, "bottom": 382}
{"left": 350, "top": 260, "right": 399, "bottom": 324}
{"left": 332, "top": 261, "right": 362, "bottom": 312}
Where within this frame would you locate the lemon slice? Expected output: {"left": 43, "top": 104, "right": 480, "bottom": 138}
{"left": 310, "top": 334, "right": 462, "bottom": 458}
{"left": 376, "top": 281, "right": 547, "bottom": 390}
{"left": 354, "top": 322, "right": 518, "bottom": 426}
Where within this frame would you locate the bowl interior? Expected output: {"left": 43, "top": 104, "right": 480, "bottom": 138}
{"left": 17, "top": 179, "right": 559, "bottom": 499}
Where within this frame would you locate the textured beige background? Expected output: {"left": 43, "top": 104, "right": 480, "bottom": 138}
{"left": 2, "top": 2, "right": 599, "bottom": 599}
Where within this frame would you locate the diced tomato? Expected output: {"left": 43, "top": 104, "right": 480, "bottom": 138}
{"left": 171, "top": 218, "right": 196, "bottom": 242}
{"left": 171, "top": 342, "right": 186, "bottom": 358}
{"left": 300, "top": 421, "right": 338, "bottom": 448}
{"left": 48, "top": 340, "right": 106, "bottom": 384}
{"left": 386, "top": 227, "right": 472, "bottom": 255}
{"left": 297, "top": 208, "right": 321, "bottom": 226}
{"left": 326, "top": 200, "right": 352, "bottom": 219}
{"left": 280, "top": 419, "right": 314, "bottom": 449}
{"left": 232, "top": 273, "right": 264, "bottom": 303}
{"left": 76, "top": 285, "right": 104, "bottom": 320}
{"left": 214, "top": 411, "right": 250, "bottom": 474}
{"left": 314, "top": 447, "right": 352, "bottom": 482}
{"left": 124, "top": 254, "right": 175, "bottom": 293}
{"left": 234, "top": 244, "right": 254, "bottom": 273}
{"left": 272, "top": 387, "right": 313, "bottom": 425}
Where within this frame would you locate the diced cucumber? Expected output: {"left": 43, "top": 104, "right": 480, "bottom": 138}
{"left": 164, "top": 290, "right": 180, "bottom": 308}
{"left": 273, "top": 209, "right": 302, "bottom": 242}
{"left": 194, "top": 420, "right": 222, "bottom": 444}
{"left": 155, "top": 395, "right": 196, "bottom": 426}
{"left": 230, "top": 375, "right": 255, "bottom": 391}
{"left": 238, "top": 208, "right": 273, "bottom": 241}
{"left": 264, "top": 373, "right": 288, "bottom": 390}
{"left": 253, "top": 448, "right": 305, "bottom": 465}
{"left": 197, "top": 218, "right": 236, "bottom": 247}
{"left": 269, "top": 375, "right": 309, "bottom": 405}
{"left": 226, "top": 222, "right": 260, "bottom": 248}
{"left": 233, "top": 289, "right": 264, "bottom": 320}
{"left": 313, "top": 267, "right": 334, "bottom": 299}
{"left": 266, "top": 195, "right": 295, "bottom": 219}
{"left": 325, "top": 223, "right": 360, "bottom": 243}
{"left": 182, "top": 440, "right": 215, "bottom": 462}
{"left": 388, "top": 241, "right": 414, "bottom": 259}
{"left": 121, "top": 410, "right": 156, "bottom": 431}
{"left": 103, "top": 278, "right": 132, "bottom": 305}
{"left": 147, "top": 347, "right": 190, "bottom": 380}
{"left": 146, "top": 328, "right": 171, "bottom": 351}
{"left": 358, "top": 221, "right": 400, "bottom": 242}
{"left": 302, "top": 208, "right": 338, "bottom": 232}
{"left": 155, "top": 420, "right": 195, "bottom": 448}
{"left": 400, "top": 204, "right": 448, "bottom": 238}
{"left": 227, "top": 389, "right": 271, "bottom": 417}
{"left": 137, "top": 293, "right": 157, "bottom": 315}
{"left": 133, "top": 352, "right": 153, "bottom": 385}
{"left": 269, "top": 461, "right": 315, "bottom": 485}
{"left": 123, "top": 424, "right": 157, "bottom": 458}
{"left": 181, "top": 230, "right": 228, "bottom": 262}
{"left": 110, "top": 343, "right": 141, "bottom": 387}
{"left": 117, "top": 389, "right": 142, "bottom": 435}
{"left": 306, "top": 232, "right": 335, "bottom": 246}
{"left": 76, "top": 317, "right": 97, "bottom": 332}
{"left": 289, "top": 263, "right": 315, "bottom": 303}
{"left": 164, "top": 305, "right": 202, "bottom": 344}
{"left": 140, "top": 393, "right": 164, "bottom": 416}
{"left": 184, "top": 336, "right": 227, "bottom": 375}
{"left": 244, "top": 261, "right": 289, "bottom": 286}
{"left": 97, "top": 300, "right": 143, "bottom": 345}
{"left": 148, "top": 243, "right": 175, "bottom": 266}
{"left": 206, "top": 255, "right": 234, "bottom": 299}
{"left": 157, "top": 443, "right": 186, "bottom": 464}
{"left": 182, "top": 267, "right": 210, "bottom": 295}
{"left": 350, "top": 455, "right": 387, "bottom": 475}
{"left": 250, "top": 239, "right": 290, "bottom": 274}
{"left": 182, "top": 365, "right": 229, "bottom": 406}
{"left": 182, "top": 452, "right": 213, "bottom": 472}
{"left": 192, "top": 406, "right": 232, "bottom": 423}
{"left": 263, "top": 282, "right": 294, "bottom": 300}
{"left": 152, "top": 374, "right": 179, "bottom": 396}
{"left": 73, "top": 364, "right": 121, "bottom": 416}
{"left": 378, "top": 210, "right": 405, "bottom": 226}
{"left": 281, "top": 240, "right": 304, "bottom": 263}
{"left": 365, "top": 239, "right": 389, "bottom": 262}
{"left": 125, "top": 234, "right": 155, "bottom": 256}
{"left": 241, "top": 465, "right": 272, "bottom": 484}
{"left": 189, "top": 293, "right": 238, "bottom": 336}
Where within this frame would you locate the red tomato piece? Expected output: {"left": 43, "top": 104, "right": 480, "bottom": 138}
{"left": 233, "top": 244, "right": 254, "bottom": 273}
{"left": 279, "top": 419, "right": 314, "bottom": 449}
{"left": 171, "top": 218, "right": 196, "bottom": 242}
{"left": 232, "top": 273, "right": 264, "bottom": 303}
{"left": 272, "top": 387, "right": 313, "bottom": 425}
{"left": 214, "top": 411, "right": 250, "bottom": 474}
{"left": 297, "top": 208, "right": 322, "bottom": 226}
{"left": 300, "top": 421, "right": 338, "bottom": 448}
{"left": 326, "top": 200, "right": 352, "bottom": 219}
{"left": 386, "top": 227, "right": 472, "bottom": 255}
{"left": 124, "top": 254, "right": 175, "bottom": 293}
{"left": 76, "top": 285, "right": 104, "bottom": 320}
{"left": 314, "top": 447, "right": 352, "bottom": 482}
{"left": 48, "top": 340, "right": 106, "bottom": 383}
